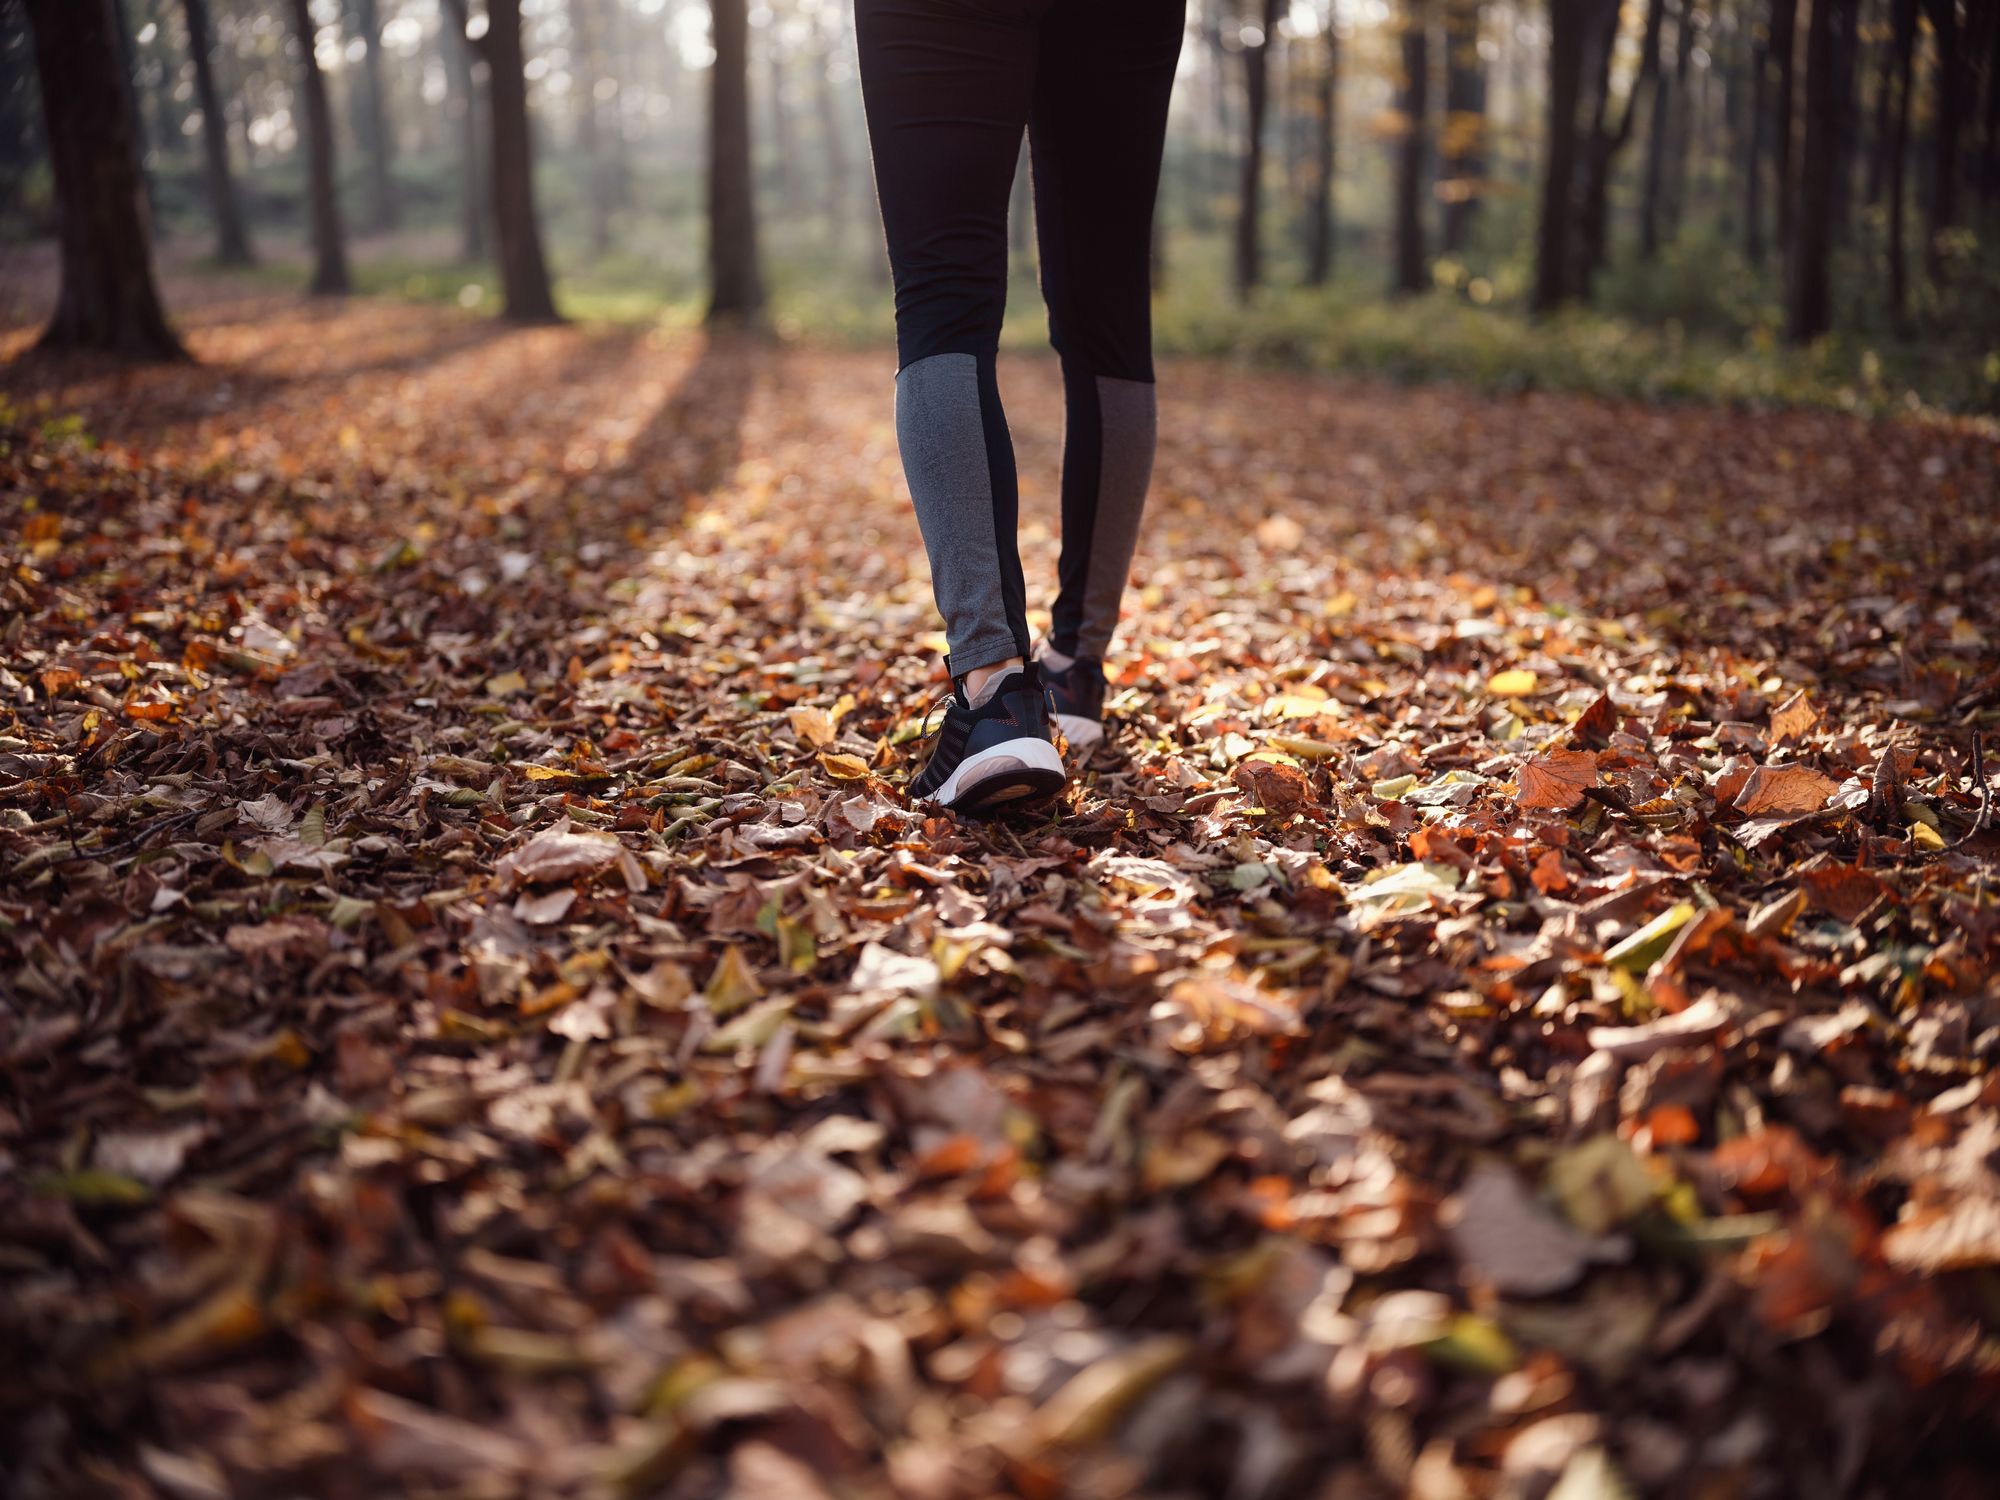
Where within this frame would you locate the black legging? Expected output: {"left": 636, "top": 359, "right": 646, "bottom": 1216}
{"left": 856, "top": 0, "right": 1185, "bottom": 676}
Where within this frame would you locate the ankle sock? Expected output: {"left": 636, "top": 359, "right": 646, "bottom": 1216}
{"left": 965, "top": 666, "right": 1024, "bottom": 708}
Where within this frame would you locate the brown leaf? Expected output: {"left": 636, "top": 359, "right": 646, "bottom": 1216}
{"left": 1515, "top": 747, "right": 1600, "bottom": 811}
{"left": 1733, "top": 763, "right": 1840, "bottom": 817}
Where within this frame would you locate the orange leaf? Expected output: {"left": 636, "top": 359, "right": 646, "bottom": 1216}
{"left": 1799, "top": 863, "right": 1888, "bottom": 922}
{"left": 1515, "top": 748, "right": 1599, "bottom": 811}
{"left": 1769, "top": 690, "right": 1820, "bottom": 744}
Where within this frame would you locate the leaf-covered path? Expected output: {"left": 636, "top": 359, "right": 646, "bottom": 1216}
{"left": 4, "top": 288, "right": 1999, "bottom": 1498}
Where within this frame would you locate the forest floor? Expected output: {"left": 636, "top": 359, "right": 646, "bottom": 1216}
{"left": 2, "top": 274, "right": 1999, "bottom": 1499}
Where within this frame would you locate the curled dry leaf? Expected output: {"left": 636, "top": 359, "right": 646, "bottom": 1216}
{"left": 493, "top": 824, "right": 621, "bottom": 891}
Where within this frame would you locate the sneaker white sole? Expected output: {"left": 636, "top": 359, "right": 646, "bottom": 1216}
{"left": 1055, "top": 713, "right": 1104, "bottom": 753}
{"left": 922, "top": 737, "right": 1067, "bottom": 808}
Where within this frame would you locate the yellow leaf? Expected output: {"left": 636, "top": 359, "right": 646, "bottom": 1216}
{"left": 522, "top": 765, "right": 579, "bottom": 782}
{"left": 703, "top": 945, "right": 763, "bottom": 1015}
{"left": 1910, "top": 819, "right": 1945, "bottom": 851}
{"left": 820, "top": 751, "right": 872, "bottom": 781}
{"left": 1487, "top": 669, "right": 1540, "bottom": 697}
{"left": 486, "top": 670, "right": 528, "bottom": 698}
{"left": 789, "top": 705, "right": 837, "bottom": 748}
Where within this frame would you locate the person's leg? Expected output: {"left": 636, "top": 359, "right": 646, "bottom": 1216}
{"left": 1030, "top": 0, "right": 1185, "bottom": 666}
{"left": 855, "top": 0, "right": 1040, "bottom": 691}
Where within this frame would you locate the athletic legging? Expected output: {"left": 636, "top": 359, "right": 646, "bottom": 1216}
{"left": 856, "top": 0, "right": 1186, "bottom": 677}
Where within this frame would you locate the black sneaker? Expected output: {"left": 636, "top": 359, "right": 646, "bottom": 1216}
{"left": 1038, "top": 652, "right": 1108, "bottom": 754}
{"left": 908, "top": 663, "right": 1067, "bottom": 814}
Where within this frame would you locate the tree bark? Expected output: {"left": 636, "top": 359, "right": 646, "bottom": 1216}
{"left": 1663, "top": 0, "right": 1696, "bottom": 237}
{"left": 1639, "top": 0, "right": 1675, "bottom": 257}
{"left": 1305, "top": 20, "right": 1337, "bottom": 284}
{"left": 1923, "top": 0, "right": 1960, "bottom": 280}
{"left": 448, "top": 0, "right": 560, "bottom": 321}
{"left": 1746, "top": 18, "right": 1767, "bottom": 263}
{"left": 1233, "top": 0, "right": 1282, "bottom": 300}
{"left": 1576, "top": 0, "right": 1663, "bottom": 290}
{"left": 1770, "top": 0, "right": 1797, "bottom": 251}
{"left": 1391, "top": 0, "right": 1430, "bottom": 294}
{"left": 570, "top": 0, "right": 614, "bottom": 256}
{"left": 707, "top": 0, "right": 765, "bottom": 321}
{"left": 1886, "top": 0, "right": 1916, "bottom": 316}
{"left": 442, "top": 14, "right": 489, "bottom": 262}
{"left": 1787, "top": 0, "right": 1855, "bottom": 342}
{"left": 181, "top": 0, "right": 254, "bottom": 264}
{"left": 811, "top": 11, "right": 849, "bottom": 242}
{"left": 1534, "top": 0, "right": 1589, "bottom": 311}
{"left": 287, "top": 0, "right": 349, "bottom": 295}
{"left": 352, "top": 0, "right": 398, "bottom": 232}
{"left": 1440, "top": 0, "right": 1485, "bottom": 256}
{"left": 22, "top": 0, "right": 185, "bottom": 358}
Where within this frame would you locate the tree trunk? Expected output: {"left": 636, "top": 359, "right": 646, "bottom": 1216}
{"left": 107, "top": 0, "right": 153, "bottom": 212}
{"left": 1746, "top": 21, "right": 1767, "bottom": 263}
{"left": 707, "top": 0, "right": 765, "bottom": 321}
{"left": 352, "top": 0, "right": 397, "bottom": 232}
{"left": 1924, "top": 0, "right": 1960, "bottom": 279}
{"left": 1233, "top": 0, "right": 1282, "bottom": 300}
{"left": 1770, "top": 0, "right": 1797, "bottom": 251}
{"left": 1639, "top": 0, "right": 1675, "bottom": 257}
{"left": 1886, "top": 0, "right": 1916, "bottom": 315}
{"left": 1391, "top": 0, "right": 1430, "bottom": 294}
{"left": 1440, "top": 0, "right": 1485, "bottom": 255}
{"left": 287, "top": 0, "right": 350, "bottom": 295}
{"left": 1305, "top": 21, "right": 1337, "bottom": 284}
{"left": 1664, "top": 0, "right": 1696, "bottom": 236}
{"left": 811, "top": 14, "right": 849, "bottom": 243}
{"left": 1865, "top": 0, "right": 1897, "bottom": 204}
{"left": 22, "top": 0, "right": 184, "bottom": 358}
{"left": 442, "top": 15, "right": 489, "bottom": 262}
{"left": 181, "top": 0, "right": 254, "bottom": 264}
{"left": 570, "top": 0, "right": 614, "bottom": 257}
{"left": 1787, "top": 0, "right": 1855, "bottom": 342}
{"left": 1576, "top": 0, "right": 1662, "bottom": 290}
{"left": 472, "top": 0, "right": 561, "bottom": 321}
{"left": 1534, "top": 0, "right": 1589, "bottom": 311}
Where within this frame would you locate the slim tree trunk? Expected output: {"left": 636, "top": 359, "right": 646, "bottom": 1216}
{"left": 812, "top": 14, "right": 849, "bottom": 242}
{"left": 1771, "top": 0, "right": 1797, "bottom": 250}
{"left": 442, "top": 15, "right": 488, "bottom": 262}
{"left": 181, "top": 0, "right": 254, "bottom": 264}
{"left": 1865, "top": 0, "right": 1897, "bottom": 204}
{"left": 1305, "top": 20, "right": 1337, "bottom": 284}
{"left": 1392, "top": 0, "right": 1430, "bottom": 294}
{"left": 570, "top": 0, "right": 613, "bottom": 256}
{"left": 1440, "top": 0, "right": 1485, "bottom": 254}
{"left": 1234, "top": 0, "right": 1283, "bottom": 299}
{"left": 707, "top": 0, "right": 765, "bottom": 321}
{"left": 1787, "top": 0, "right": 1855, "bottom": 341}
{"left": 22, "top": 0, "right": 184, "bottom": 358}
{"left": 1535, "top": 0, "right": 1589, "bottom": 310}
{"left": 1576, "top": 0, "right": 1663, "bottom": 289}
{"left": 1923, "top": 0, "right": 1961, "bottom": 279}
{"left": 1746, "top": 20, "right": 1768, "bottom": 263}
{"left": 1886, "top": 0, "right": 1916, "bottom": 315}
{"left": 1664, "top": 0, "right": 1697, "bottom": 236}
{"left": 449, "top": 0, "right": 560, "bottom": 321}
{"left": 288, "top": 0, "right": 349, "bottom": 295}
{"left": 1640, "top": 0, "right": 1676, "bottom": 256}
{"left": 352, "top": 0, "right": 397, "bottom": 231}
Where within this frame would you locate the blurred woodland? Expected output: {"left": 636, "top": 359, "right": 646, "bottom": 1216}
{"left": 3, "top": 4, "right": 2000, "bottom": 1500}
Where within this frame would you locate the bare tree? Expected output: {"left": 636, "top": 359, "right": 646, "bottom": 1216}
{"left": 1234, "top": 0, "right": 1284, "bottom": 300}
{"left": 351, "top": 0, "right": 399, "bottom": 232}
{"left": 707, "top": 0, "right": 765, "bottom": 321}
{"left": 446, "top": 0, "right": 560, "bottom": 322}
{"left": 20, "top": 0, "right": 183, "bottom": 358}
{"left": 441, "top": 13, "right": 489, "bottom": 263}
{"left": 1391, "top": 0, "right": 1431, "bottom": 293}
{"left": 181, "top": 0, "right": 255, "bottom": 264}
{"left": 1923, "top": 0, "right": 1962, "bottom": 280}
{"left": 1304, "top": 11, "right": 1339, "bottom": 285}
{"left": 1787, "top": 0, "right": 1857, "bottom": 341}
{"left": 1440, "top": 0, "right": 1486, "bottom": 256}
{"left": 1534, "top": 0, "right": 1592, "bottom": 310}
{"left": 1575, "top": 0, "right": 1664, "bottom": 290}
{"left": 1885, "top": 0, "right": 1918, "bottom": 315}
{"left": 288, "top": 0, "right": 350, "bottom": 295}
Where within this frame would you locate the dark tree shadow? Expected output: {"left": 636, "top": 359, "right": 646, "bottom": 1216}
{"left": 603, "top": 325, "right": 763, "bottom": 538}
